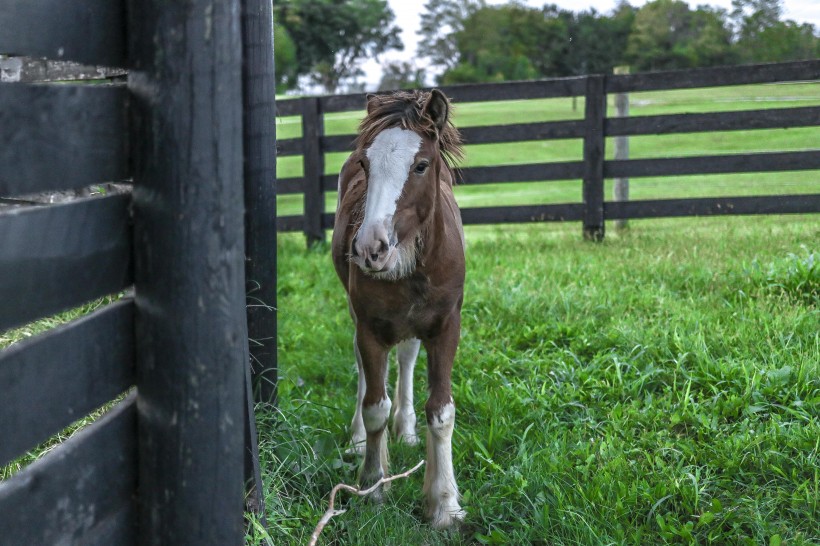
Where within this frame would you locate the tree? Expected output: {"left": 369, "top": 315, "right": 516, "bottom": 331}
{"left": 274, "top": 0, "right": 402, "bottom": 93}
{"left": 730, "top": 0, "right": 819, "bottom": 63}
{"left": 377, "top": 61, "right": 427, "bottom": 91}
{"left": 417, "top": 0, "right": 485, "bottom": 74}
{"left": 273, "top": 22, "right": 298, "bottom": 92}
{"left": 626, "top": 0, "right": 734, "bottom": 71}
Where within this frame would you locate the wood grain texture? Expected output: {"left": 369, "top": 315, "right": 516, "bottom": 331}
{"left": 0, "top": 0, "right": 126, "bottom": 67}
{"left": 0, "top": 83, "right": 130, "bottom": 197}
{"left": 129, "top": 0, "right": 247, "bottom": 543}
{"left": 605, "top": 151, "right": 820, "bottom": 178}
{"left": 0, "top": 395, "right": 137, "bottom": 546}
{"left": 301, "top": 97, "right": 326, "bottom": 244}
{"left": 0, "top": 300, "right": 134, "bottom": 467}
{"left": 0, "top": 194, "right": 133, "bottom": 332}
{"left": 582, "top": 75, "right": 606, "bottom": 240}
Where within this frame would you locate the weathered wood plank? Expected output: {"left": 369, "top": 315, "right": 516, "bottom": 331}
{"left": 0, "top": 300, "right": 134, "bottom": 467}
{"left": 302, "top": 97, "right": 326, "bottom": 245}
{"left": 0, "top": 194, "right": 133, "bottom": 332}
{"left": 278, "top": 177, "right": 305, "bottom": 194}
{"left": 461, "top": 203, "right": 584, "bottom": 224}
{"left": 277, "top": 137, "right": 303, "bottom": 156}
{"left": 0, "top": 0, "right": 126, "bottom": 67}
{"left": 606, "top": 106, "right": 820, "bottom": 137}
{"left": 582, "top": 75, "right": 606, "bottom": 240}
{"left": 129, "top": 0, "right": 247, "bottom": 542}
{"left": 277, "top": 215, "right": 304, "bottom": 232}
{"left": 605, "top": 194, "right": 820, "bottom": 219}
{"left": 607, "top": 60, "right": 820, "bottom": 93}
{"left": 0, "top": 84, "right": 130, "bottom": 197}
{"left": 0, "top": 394, "right": 137, "bottom": 546}
{"left": 460, "top": 162, "right": 584, "bottom": 185}
{"left": 606, "top": 151, "right": 820, "bottom": 178}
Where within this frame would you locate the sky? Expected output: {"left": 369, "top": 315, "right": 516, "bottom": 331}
{"left": 358, "top": 0, "right": 820, "bottom": 88}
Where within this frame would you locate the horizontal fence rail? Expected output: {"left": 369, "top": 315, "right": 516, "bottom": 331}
{"left": 0, "top": 194, "right": 133, "bottom": 331}
{"left": 275, "top": 60, "right": 820, "bottom": 241}
{"left": 0, "top": 299, "right": 135, "bottom": 468}
{"left": 0, "top": 83, "right": 130, "bottom": 197}
{"left": 0, "top": 395, "right": 138, "bottom": 546}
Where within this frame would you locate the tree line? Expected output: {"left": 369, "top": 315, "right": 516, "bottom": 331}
{"left": 273, "top": 0, "right": 819, "bottom": 93}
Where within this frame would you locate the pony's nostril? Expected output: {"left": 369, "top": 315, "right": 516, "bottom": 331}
{"left": 379, "top": 239, "right": 389, "bottom": 253}
{"left": 370, "top": 253, "right": 379, "bottom": 262}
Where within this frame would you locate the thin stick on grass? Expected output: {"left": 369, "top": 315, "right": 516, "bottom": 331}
{"left": 308, "top": 460, "right": 425, "bottom": 546}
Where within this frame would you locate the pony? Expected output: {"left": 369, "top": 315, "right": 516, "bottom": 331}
{"left": 331, "top": 89, "right": 466, "bottom": 529}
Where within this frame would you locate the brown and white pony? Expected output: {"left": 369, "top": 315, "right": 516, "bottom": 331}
{"left": 331, "top": 89, "right": 466, "bottom": 528}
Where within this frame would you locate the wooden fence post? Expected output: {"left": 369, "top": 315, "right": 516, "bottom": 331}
{"left": 129, "top": 1, "right": 246, "bottom": 543}
{"left": 613, "top": 66, "right": 630, "bottom": 229}
{"left": 302, "top": 96, "right": 326, "bottom": 246}
{"left": 240, "top": 0, "right": 276, "bottom": 520}
{"left": 582, "top": 74, "right": 606, "bottom": 241}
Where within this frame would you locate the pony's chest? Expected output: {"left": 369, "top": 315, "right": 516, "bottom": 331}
{"left": 352, "top": 273, "right": 460, "bottom": 342}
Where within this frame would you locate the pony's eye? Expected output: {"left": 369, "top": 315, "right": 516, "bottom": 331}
{"left": 414, "top": 161, "right": 429, "bottom": 174}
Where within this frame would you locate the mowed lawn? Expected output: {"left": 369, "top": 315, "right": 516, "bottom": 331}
{"left": 256, "top": 216, "right": 818, "bottom": 545}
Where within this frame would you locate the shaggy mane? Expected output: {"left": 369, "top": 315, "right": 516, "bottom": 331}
{"left": 354, "top": 90, "right": 464, "bottom": 169}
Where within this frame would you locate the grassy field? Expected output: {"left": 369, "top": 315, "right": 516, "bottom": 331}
{"left": 251, "top": 216, "right": 818, "bottom": 545}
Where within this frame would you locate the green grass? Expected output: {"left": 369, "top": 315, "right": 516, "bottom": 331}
{"left": 253, "top": 216, "right": 818, "bottom": 545}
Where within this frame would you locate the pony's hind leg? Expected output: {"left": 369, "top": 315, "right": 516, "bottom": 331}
{"left": 348, "top": 333, "right": 367, "bottom": 454}
{"left": 357, "top": 329, "right": 391, "bottom": 502}
{"left": 393, "top": 338, "right": 421, "bottom": 445}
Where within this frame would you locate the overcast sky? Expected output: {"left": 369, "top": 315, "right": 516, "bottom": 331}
{"left": 359, "top": 0, "right": 820, "bottom": 87}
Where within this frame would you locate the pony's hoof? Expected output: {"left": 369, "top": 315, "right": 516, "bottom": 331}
{"left": 427, "top": 501, "right": 465, "bottom": 530}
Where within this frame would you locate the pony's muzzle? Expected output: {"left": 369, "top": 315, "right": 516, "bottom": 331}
{"left": 352, "top": 224, "right": 395, "bottom": 273}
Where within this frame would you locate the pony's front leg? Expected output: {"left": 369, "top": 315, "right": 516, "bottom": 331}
{"left": 423, "top": 315, "right": 465, "bottom": 529}
{"left": 348, "top": 333, "right": 367, "bottom": 454}
{"left": 356, "top": 328, "right": 391, "bottom": 501}
{"left": 393, "top": 338, "right": 421, "bottom": 445}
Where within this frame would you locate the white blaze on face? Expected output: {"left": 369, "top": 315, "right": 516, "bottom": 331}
{"left": 363, "top": 127, "right": 422, "bottom": 229}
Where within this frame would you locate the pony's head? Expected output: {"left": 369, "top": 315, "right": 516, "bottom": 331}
{"left": 350, "top": 89, "right": 462, "bottom": 280}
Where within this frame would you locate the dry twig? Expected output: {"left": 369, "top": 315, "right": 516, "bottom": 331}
{"left": 307, "top": 460, "right": 426, "bottom": 546}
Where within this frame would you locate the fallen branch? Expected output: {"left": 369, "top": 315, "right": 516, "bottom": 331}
{"left": 307, "top": 460, "right": 425, "bottom": 546}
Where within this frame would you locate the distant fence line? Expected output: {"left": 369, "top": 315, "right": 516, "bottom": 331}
{"left": 276, "top": 59, "right": 820, "bottom": 243}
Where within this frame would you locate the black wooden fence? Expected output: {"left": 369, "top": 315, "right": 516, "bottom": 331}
{"left": 0, "top": 0, "right": 275, "bottom": 544}
{"left": 277, "top": 59, "right": 820, "bottom": 243}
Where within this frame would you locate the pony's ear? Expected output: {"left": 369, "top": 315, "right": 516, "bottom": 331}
{"left": 365, "top": 93, "right": 378, "bottom": 114}
{"left": 423, "top": 89, "right": 450, "bottom": 132}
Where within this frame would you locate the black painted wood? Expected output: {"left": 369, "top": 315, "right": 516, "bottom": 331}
{"left": 277, "top": 215, "right": 304, "bottom": 232}
{"left": 277, "top": 137, "right": 303, "bottom": 156}
{"left": 0, "top": 394, "right": 137, "bottom": 546}
{"left": 0, "top": 300, "right": 134, "bottom": 467}
{"left": 461, "top": 203, "right": 584, "bottom": 224}
{"left": 582, "top": 75, "right": 606, "bottom": 241}
{"left": 605, "top": 194, "right": 820, "bottom": 219}
{"left": 460, "top": 162, "right": 584, "bottom": 185}
{"left": 607, "top": 60, "right": 820, "bottom": 93}
{"left": 279, "top": 177, "right": 305, "bottom": 194}
{"left": 302, "top": 97, "right": 326, "bottom": 245}
{"left": 606, "top": 150, "right": 820, "bottom": 178}
{"left": 0, "top": 0, "right": 126, "bottom": 67}
{"left": 129, "top": 1, "right": 247, "bottom": 543}
{"left": 0, "top": 194, "right": 133, "bottom": 332}
{"left": 240, "top": 0, "right": 275, "bottom": 519}
{"left": 241, "top": 0, "right": 278, "bottom": 409}
{"left": 0, "top": 84, "right": 130, "bottom": 197}
{"left": 606, "top": 106, "right": 820, "bottom": 136}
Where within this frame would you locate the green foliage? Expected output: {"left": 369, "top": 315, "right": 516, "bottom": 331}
{"left": 377, "top": 61, "right": 427, "bottom": 91}
{"left": 273, "top": 22, "right": 298, "bottom": 93}
{"left": 274, "top": 0, "right": 402, "bottom": 92}
{"left": 626, "top": 0, "right": 735, "bottom": 71}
